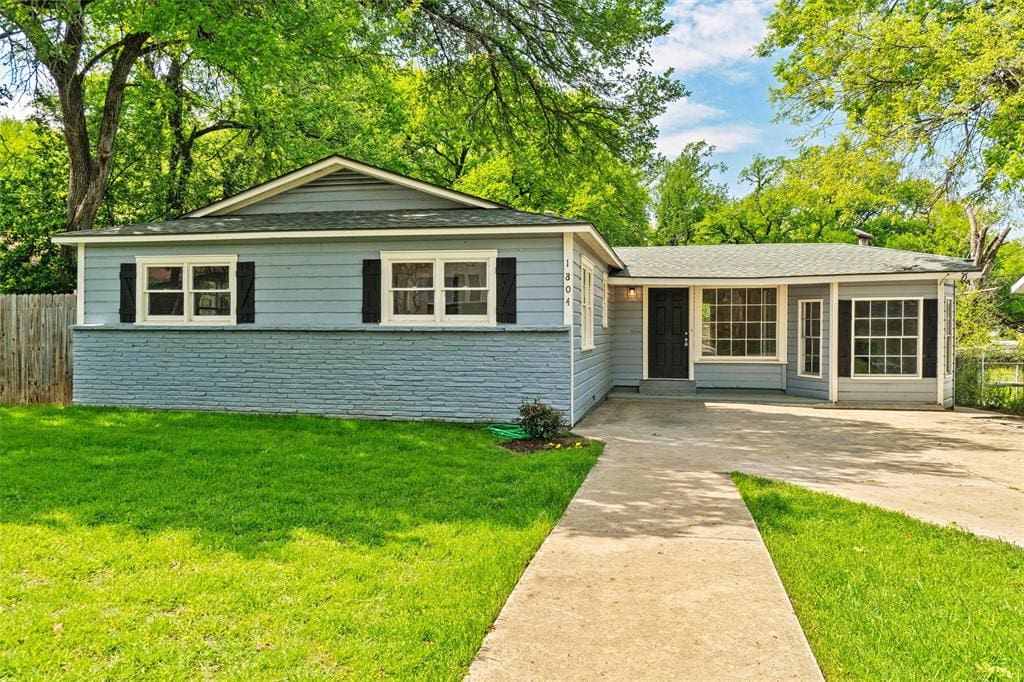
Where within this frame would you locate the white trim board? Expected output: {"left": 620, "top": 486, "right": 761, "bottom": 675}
{"left": 185, "top": 155, "right": 502, "bottom": 216}
{"left": 54, "top": 224, "right": 625, "bottom": 270}
{"left": 610, "top": 272, "right": 980, "bottom": 286}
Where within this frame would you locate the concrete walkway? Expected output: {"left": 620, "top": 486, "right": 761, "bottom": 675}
{"left": 468, "top": 441, "right": 823, "bottom": 679}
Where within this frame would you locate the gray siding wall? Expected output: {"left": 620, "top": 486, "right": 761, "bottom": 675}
{"left": 572, "top": 237, "right": 612, "bottom": 422}
{"left": 232, "top": 169, "right": 464, "bottom": 214}
{"left": 611, "top": 285, "right": 643, "bottom": 387}
{"left": 786, "top": 284, "right": 830, "bottom": 400}
{"left": 72, "top": 327, "right": 570, "bottom": 422}
{"left": 83, "top": 235, "right": 563, "bottom": 327}
{"left": 693, "top": 362, "right": 785, "bottom": 390}
{"left": 837, "top": 278, "right": 942, "bottom": 404}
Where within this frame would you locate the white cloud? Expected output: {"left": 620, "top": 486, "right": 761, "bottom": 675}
{"left": 657, "top": 123, "right": 761, "bottom": 156}
{"left": 652, "top": 0, "right": 772, "bottom": 75}
{"left": 0, "top": 93, "right": 34, "bottom": 120}
{"left": 654, "top": 99, "right": 724, "bottom": 131}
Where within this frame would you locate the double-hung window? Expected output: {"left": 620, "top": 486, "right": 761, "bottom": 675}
{"left": 852, "top": 298, "right": 921, "bottom": 377}
{"left": 137, "top": 256, "right": 236, "bottom": 324}
{"left": 700, "top": 287, "right": 778, "bottom": 358}
{"left": 580, "top": 256, "right": 595, "bottom": 350}
{"left": 383, "top": 251, "right": 496, "bottom": 325}
{"left": 798, "top": 299, "right": 823, "bottom": 377}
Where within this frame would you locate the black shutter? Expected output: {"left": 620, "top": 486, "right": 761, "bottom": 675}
{"left": 837, "top": 299, "right": 852, "bottom": 377}
{"left": 923, "top": 298, "right": 938, "bottom": 378}
{"left": 119, "top": 263, "right": 136, "bottom": 323}
{"left": 496, "top": 257, "right": 517, "bottom": 324}
{"left": 362, "top": 259, "right": 381, "bottom": 323}
{"left": 236, "top": 261, "right": 255, "bottom": 323}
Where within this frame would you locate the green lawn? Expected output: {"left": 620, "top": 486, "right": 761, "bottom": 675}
{"left": 734, "top": 473, "right": 1024, "bottom": 681}
{"left": 0, "top": 405, "right": 600, "bottom": 680}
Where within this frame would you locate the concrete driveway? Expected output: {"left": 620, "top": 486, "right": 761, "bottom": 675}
{"left": 469, "top": 398, "right": 1023, "bottom": 681}
{"left": 579, "top": 399, "right": 1024, "bottom": 546}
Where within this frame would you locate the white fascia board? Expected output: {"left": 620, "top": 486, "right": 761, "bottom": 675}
{"left": 609, "top": 272, "right": 969, "bottom": 286}
{"left": 1011, "top": 275, "right": 1024, "bottom": 294}
{"left": 184, "top": 156, "right": 500, "bottom": 217}
{"left": 54, "top": 223, "right": 624, "bottom": 268}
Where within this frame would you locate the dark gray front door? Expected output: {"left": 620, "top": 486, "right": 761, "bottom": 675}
{"left": 648, "top": 288, "right": 689, "bottom": 379}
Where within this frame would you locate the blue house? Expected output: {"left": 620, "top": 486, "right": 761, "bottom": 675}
{"left": 53, "top": 155, "right": 979, "bottom": 424}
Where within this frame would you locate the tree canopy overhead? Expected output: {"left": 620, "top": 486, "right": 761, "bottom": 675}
{"left": 0, "top": 0, "right": 680, "bottom": 233}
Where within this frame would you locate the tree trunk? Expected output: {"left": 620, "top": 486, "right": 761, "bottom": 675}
{"left": 965, "top": 204, "right": 1011, "bottom": 288}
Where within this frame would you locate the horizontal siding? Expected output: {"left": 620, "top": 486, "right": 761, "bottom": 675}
{"left": 612, "top": 285, "right": 643, "bottom": 387}
{"left": 231, "top": 169, "right": 464, "bottom": 214}
{"left": 787, "top": 284, "right": 829, "bottom": 400}
{"left": 72, "top": 327, "right": 570, "bottom": 422}
{"left": 572, "top": 236, "right": 612, "bottom": 422}
{"left": 84, "top": 235, "right": 563, "bottom": 326}
{"left": 693, "top": 362, "right": 785, "bottom": 390}
{"left": 837, "top": 378, "right": 939, "bottom": 403}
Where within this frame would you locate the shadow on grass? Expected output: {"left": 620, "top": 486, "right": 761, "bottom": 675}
{"left": 0, "top": 405, "right": 599, "bottom": 558}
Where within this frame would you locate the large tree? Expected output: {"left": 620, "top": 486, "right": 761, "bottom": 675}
{"left": 0, "top": 0, "right": 678, "bottom": 233}
{"left": 760, "top": 0, "right": 1021, "bottom": 282}
{"left": 651, "top": 141, "right": 728, "bottom": 245}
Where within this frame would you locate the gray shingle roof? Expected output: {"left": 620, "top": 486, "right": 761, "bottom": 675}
{"left": 55, "top": 208, "right": 582, "bottom": 238}
{"left": 612, "top": 243, "right": 977, "bottom": 279}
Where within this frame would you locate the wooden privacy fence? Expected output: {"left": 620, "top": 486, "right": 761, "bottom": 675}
{"left": 0, "top": 294, "right": 76, "bottom": 404}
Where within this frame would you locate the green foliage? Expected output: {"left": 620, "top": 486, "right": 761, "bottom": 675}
{"left": 518, "top": 399, "right": 566, "bottom": 440}
{"left": 955, "top": 347, "right": 1024, "bottom": 414}
{"left": 652, "top": 142, "right": 727, "bottom": 245}
{"left": 0, "top": 405, "right": 600, "bottom": 679}
{"left": 734, "top": 473, "right": 1024, "bottom": 680}
{"left": 990, "top": 240, "right": 1024, "bottom": 330}
{"left": 957, "top": 286, "right": 1005, "bottom": 348}
{"left": 0, "top": 120, "right": 73, "bottom": 293}
{"left": 761, "top": 0, "right": 1024, "bottom": 197}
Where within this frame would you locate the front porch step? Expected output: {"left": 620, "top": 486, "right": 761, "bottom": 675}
{"left": 639, "top": 379, "right": 697, "bottom": 395}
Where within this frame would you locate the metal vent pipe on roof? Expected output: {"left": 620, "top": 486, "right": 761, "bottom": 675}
{"left": 853, "top": 229, "right": 874, "bottom": 247}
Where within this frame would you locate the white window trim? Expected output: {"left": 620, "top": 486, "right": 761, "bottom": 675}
{"left": 602, "top": 277, "right": 610, "bottom": 329}
{"left": 135, "top": 255, "right": 237, "bottom": 325}
{"left": 849, "top": 296, "right": 924, "bottom": 381}
{"left": 944, "top": 296, "right": 956, "bottom": 377}
{"left": 381, "top": 250, "right": 497, "bottom": 326}
{"left": 581, "top": 255, "right": 595, "bottom": 351}
{"left": 694, "top": 285, "right": 784, "bottom": 362}
{"left": 797, "top": 298, "right": 824, "bottom": 378}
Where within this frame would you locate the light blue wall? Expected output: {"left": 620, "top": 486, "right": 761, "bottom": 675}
{"left": 83, "top": 235, "right": 564, "bottom": 327}
{"left": 72, "top": 327, "right": 570, "bottom": 422}
{"left": 232, "top": 169, "right": 465, "bottom": 214}
{"left": 787, "top": 284, "right": 830, "bottom": 400}
{"left": 611, "top": 285, "right": 642, "bottom": 387}
{"left": 572, "top": 236, "right": 613, "bottom": 422}
{"left": 693, "top": 362, "right": 785, "bottom": 390}
{"left": 837, "top": 279, "right": 943, "bottom": 404}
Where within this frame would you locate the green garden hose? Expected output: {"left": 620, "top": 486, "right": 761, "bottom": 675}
{"left": 488, "top": 424, "right": 530, "bottom": 440}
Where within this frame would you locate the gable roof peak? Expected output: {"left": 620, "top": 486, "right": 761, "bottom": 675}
{"left": 185, "top": 154, "right": 504, "bottom": 218}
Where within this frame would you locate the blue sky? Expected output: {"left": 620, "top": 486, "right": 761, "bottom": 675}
{"left": 651, "top": 0, "right": 799, "bottom": 194}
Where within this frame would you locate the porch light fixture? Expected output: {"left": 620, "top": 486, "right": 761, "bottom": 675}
{"left": 626, "top": 286, "right": 639, "bottom": 300}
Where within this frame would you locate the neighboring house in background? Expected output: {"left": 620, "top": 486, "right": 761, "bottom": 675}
{"left": 53, "top": 156, "right": 980, "bottom": 424}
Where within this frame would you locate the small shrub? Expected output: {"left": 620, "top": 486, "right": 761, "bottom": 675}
{"left": 518, "top": 399, "right": 565, "bottom": 440}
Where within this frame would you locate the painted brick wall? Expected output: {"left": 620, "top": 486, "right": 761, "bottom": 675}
{"left": 73, "top": 327, "right": 570, "bottom": 422}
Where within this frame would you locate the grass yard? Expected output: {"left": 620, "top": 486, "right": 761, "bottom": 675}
{"left": 734, "top": 474, "right": 1024, "bottom": 681}
{"left": 0, "top": 405, "right": 600, "bottom": 680}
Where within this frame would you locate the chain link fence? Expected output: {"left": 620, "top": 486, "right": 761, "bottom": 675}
{"left": 955, "top": 347, "right": 1024, "bottom": 414}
